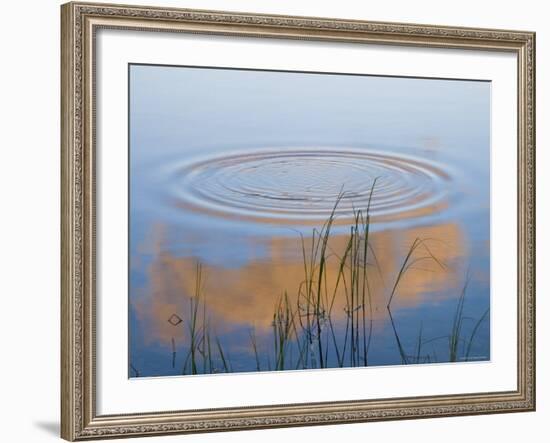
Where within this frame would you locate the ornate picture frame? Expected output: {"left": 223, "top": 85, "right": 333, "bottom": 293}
{"left": 61, "top": 2, "right": 535, "bottom": 440}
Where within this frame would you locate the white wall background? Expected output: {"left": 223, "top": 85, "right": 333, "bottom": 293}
{"left": 0, "top": 0, "right": 546, "bottom": 442}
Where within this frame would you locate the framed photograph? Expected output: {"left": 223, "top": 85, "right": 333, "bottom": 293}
{"left": 61, "top": 1, "right": 536, "bottom": 440}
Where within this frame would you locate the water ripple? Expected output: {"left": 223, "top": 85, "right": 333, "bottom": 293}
{"left": 171, "top": 148, "right": 454, "bottom": 225}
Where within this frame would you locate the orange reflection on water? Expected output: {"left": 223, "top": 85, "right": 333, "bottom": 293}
{"left": 132, "top": 222, "right": 466, "bottom": 347}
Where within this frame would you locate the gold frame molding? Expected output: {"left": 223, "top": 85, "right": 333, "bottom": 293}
{"left": 61, "top": 2, "right": 536, "bottom": 440}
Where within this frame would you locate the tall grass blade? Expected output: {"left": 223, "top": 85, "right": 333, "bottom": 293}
{"left": 465, "top": 308, "right": 490, "bottom": 361}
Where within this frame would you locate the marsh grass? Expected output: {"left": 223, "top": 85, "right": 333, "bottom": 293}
{"left": 272, "top": 292, "right": 295, "bottom": 370}
{"left": 167, "top": 182, "right": 489, "bottom": 376}
{"left": 449, "top": 277, "right": 469, "bottom": 362}
{"left": 130, "top": 363, "right": 140, "bottom": 377}
{"left": 181, "top": 262, "right": 234, "bottom": 375}
{"left": 249, "top": 327, "right": 261, "bottom": 372}
{"left": 403, "top": 276, "right": 490, "bottom": 364}
{"left": 465, "top": 308, "right": 490, "bottom": 361}
{"left": 171, "top": 337, "right": 176, "bottom": 369}
{"left": 448, "top": 276, "right": 490, "bottom": 362}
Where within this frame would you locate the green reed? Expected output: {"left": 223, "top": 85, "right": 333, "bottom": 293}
{"left": 291, "top": 181, "right": 384, "bottom": 370}
{"left": 249, "top": 326, "right": 261, "bottom": 372}
{"left": 449, "top": 276, "right": 490, "bottom": 363}
{"left": 271, "top": 292, "right": 296, "bottom": 370}
{"left": 449, "top": 277, "right": 469, "bottom": 362}
{"left": 188, "top": 262, "right": 203, "bottom": 374}
{"left": 465, "top": 307, "right": 490, "bottom": 361}
{"left": 180, "top": 261, "right": 233, "bottom": 375}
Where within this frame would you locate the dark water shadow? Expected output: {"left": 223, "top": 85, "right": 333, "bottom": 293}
{"left": 33, "top": 421, "right": 59, "bottom": 436}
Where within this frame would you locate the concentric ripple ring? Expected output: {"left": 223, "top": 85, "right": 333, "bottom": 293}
{"left": 171, "top": 148, "right": 454, "bottom": 225}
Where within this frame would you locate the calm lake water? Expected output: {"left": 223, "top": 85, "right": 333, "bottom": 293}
{"left": 129, "top": 65, "right": 490, "bottom": 378}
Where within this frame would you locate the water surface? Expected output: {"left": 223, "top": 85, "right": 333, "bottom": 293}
{"left": 129, "top": 65, "right": 490, "bottom": 377}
